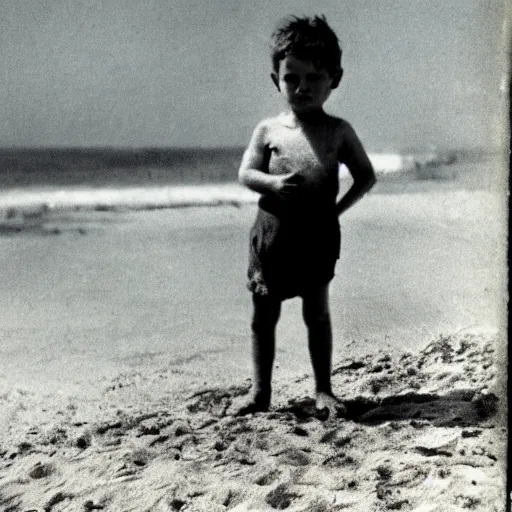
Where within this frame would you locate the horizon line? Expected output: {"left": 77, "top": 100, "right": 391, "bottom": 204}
{"left": 0, "top": 145, "right": 499, "bottom": 154}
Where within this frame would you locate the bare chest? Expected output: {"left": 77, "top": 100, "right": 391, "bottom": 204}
{"left": 267, "top": 125, "right": 339, "bottom": 187}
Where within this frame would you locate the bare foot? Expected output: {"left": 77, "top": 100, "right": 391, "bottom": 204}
{"left": 234, "top": 400, "right": 270, "bottom": 416}
{"left": 315, "top": 391, "right": 346, "bottom": 419}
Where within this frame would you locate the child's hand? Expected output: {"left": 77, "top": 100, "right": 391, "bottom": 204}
{"left": 271, "top": 172, "right": 304, "bottom": 200}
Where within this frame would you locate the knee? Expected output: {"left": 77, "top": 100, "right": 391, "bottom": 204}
{"left": 251, "top": 296, "right": 281, "bottom": 335}
{"left": 303, "top": 308, "right": 331, "bottom": 330}
{"left": 251, "top": 314, "right": 278, "bottom": 336}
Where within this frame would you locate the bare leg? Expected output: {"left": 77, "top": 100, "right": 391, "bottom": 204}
{"left": 237, "top": 294, "right": 281, "bottom": 415}
{"left": 302, "top": 284, "right": 346, "bottom": 417}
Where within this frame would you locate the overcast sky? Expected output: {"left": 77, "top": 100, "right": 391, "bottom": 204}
{"left": 0, "top": 0, "right": 508, "bottom": 150}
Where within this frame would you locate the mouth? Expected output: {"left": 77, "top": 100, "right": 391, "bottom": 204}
{"left": 291, "top": 96, "right": 314, "bottom": 109}
{"left": 294, "top": 95, "right": 312, "bottom": 103}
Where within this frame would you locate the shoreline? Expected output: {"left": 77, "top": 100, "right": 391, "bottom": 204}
{"left": 0, "top": 152, "right": 505, "bottom": 217}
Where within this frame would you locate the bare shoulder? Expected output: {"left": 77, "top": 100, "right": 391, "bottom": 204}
{"left": 328, "top": 116, "right": 369, "bottom": 154}
{"left": 247, "top": 116, "right": 282, "bottom": 145}
{"left": 251, "top": 114, "right": 294, "bottom": 146}
{"left": 245, "top": 117, "right": 275, "bottom": 149}
{"left": 241, "top": 117, "right": 282, "bottom": 171}
{"left": 326, "top": 115, "right": 355, "bottom": 139}
{"left": 260, "top": 113, "right": 293, "bottom": 131}
{"left": 332, "top": 117, "right": 374, "bottom": 174}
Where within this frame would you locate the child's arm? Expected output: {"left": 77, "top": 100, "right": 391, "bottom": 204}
{"left": 336, "top": 123, "right": 376, "bottom": 216}
{"left": 239, "top": 122, "right": 300, "bottom": 199}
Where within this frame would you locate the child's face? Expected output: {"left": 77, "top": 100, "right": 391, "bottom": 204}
{"left": 272, "top": 55, "right": 339, "bottom": 114}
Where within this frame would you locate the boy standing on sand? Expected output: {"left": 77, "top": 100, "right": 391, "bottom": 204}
{"left": 238, "top": 16, "right": 376, "bottom": 417}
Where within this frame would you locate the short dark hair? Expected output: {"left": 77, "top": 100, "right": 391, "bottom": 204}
{"left": 270, "top": 15, "right": 342, "bottom": 75}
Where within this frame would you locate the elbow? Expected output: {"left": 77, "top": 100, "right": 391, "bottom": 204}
{"left": 369, "top": 172, "right": 377, "bottom": 190}
{"left": 355, "top": 172, "right": 376, "bottom": 194}
{"left": 365, "top": 168, "right": 377, "bottom": 192}
{"left": 238, "top": 168, "right": 248, "bottom": 186}
{"left": 238, "top": 168, "right": 247, "bottom": 185}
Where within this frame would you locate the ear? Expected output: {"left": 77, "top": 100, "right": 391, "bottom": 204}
{"left": 271, "top": 73, "right": 280, "bottom": 91}
{"left": 330, "top": 68, "right": 343, "bottom": 89}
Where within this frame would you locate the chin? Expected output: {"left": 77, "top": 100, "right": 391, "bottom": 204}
{"left": 292, "top": 106, "right": 320, "bottom": 115}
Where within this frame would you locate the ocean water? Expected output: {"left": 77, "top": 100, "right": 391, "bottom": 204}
{"left": 0, "top": 148, "right": 244, "bottom": 188}
{"left": 0, "top": 147, "right": 504, "bottom": 211}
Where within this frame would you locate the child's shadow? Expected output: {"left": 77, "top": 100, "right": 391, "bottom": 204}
{"left": 276, "top": 389, "right": 499, "bottom": 427}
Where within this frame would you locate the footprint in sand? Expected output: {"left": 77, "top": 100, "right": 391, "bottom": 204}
{"left": 28, "top": 461, "right": 56, "bottom": 479}
{"left": 95, "top": 421, "right": 124, "bottom": 436}
{"left": 322, "top": 452, "right": 359, "bottom": 469}
{"left": 84, "top": 498, "right": 107, "bottom": 510}
{"left": 137, "top": 419, "right": 161, "bottom": 436}
{"left": 44, "top": 491, "right": 74, "bottom": 511}
{"left": 265, "top": 484, "right": 301, "bottom": 510}
{"left": 186, "top": 385, "right": 250, "bottom": 417}
{"left": 173, "top": 421, "right": 193, "bottom": 437}
{"left": 114, "top": 463, "right": 138, "bottom": 478}
{"left": 253, "top": 468, "right": 281, "bottom": 486}
{"left": 276, "top": 447, "right": 310, "bottom": 467}
{"left": 74, "top": 431, "right": 92, "bottom": 449}
{"left": 319, "top": 428, "right": 352, "bottom": 448}
{"left": 121, "top": 447, "right": 155, "bottom": 471}
{"left": 172, "top": 497, "right": 226, "bottom": 512}
{"left": 292, "top": 426, "right": 309, "bottom": 437}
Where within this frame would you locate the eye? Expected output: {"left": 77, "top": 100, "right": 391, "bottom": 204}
{"left": 306, "top": 73, "right": 322, "bottom": 81}
{"left": 283, "top": 74, "right": 299, "bottom": 85}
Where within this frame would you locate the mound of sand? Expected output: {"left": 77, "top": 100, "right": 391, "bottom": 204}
{"left": 0, "top": 332, "right": 505, "bottom": 512}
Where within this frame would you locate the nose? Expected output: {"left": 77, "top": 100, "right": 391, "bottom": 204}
{"left": 296, "top": 79, "right": 310, "bottom": 94}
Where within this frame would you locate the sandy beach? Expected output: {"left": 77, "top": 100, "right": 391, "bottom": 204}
{"left": 0, "top": 183, "right": 507, "bottom": 511}
{"left": 0, "top": 0, "right": 508, "bottom": 507}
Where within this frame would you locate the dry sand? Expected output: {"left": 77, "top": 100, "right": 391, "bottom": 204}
{"left": 0, "top": 332, "right": 506, "bottom": 511}
{"left": 0, "top": 188, "right": 507, "bottom": 511}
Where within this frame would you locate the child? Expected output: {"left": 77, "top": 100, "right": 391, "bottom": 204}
{"left": 238, "top": 15, "right": 376, "bottom": 417}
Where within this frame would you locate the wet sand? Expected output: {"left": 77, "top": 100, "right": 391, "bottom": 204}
{"left": 0, "top": 189, "right": 505, "bottom": 398}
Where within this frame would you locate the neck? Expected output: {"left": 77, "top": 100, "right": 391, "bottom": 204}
{"left": 289, "top": 108, "right": 326, "bottom": 124}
